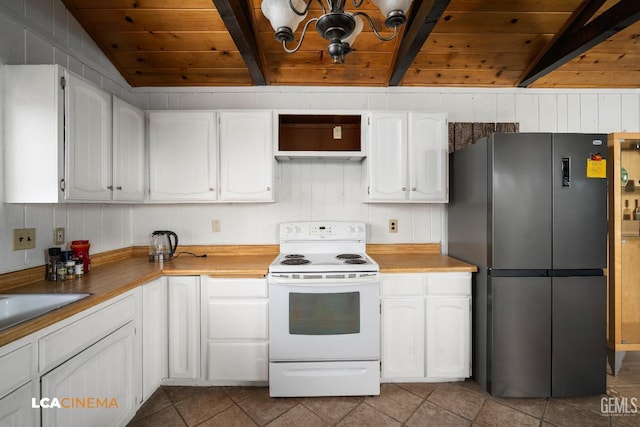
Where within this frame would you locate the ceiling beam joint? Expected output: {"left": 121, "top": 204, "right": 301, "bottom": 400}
{"left": 388, "top": 0, "right": 451, "bottom": 87}
{"left": 519, "top": 0, "right": 640, "bottom": 87}
{"left": 212, "top": 0, "right": 267, "bottom": 85}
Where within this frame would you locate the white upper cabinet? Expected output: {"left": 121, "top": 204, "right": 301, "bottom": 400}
{"left": 219, "top": 111, "right": 274, "bottom": 202}
{"left": 113, "top": 97, "right": 146, "bottom": 202}
{"left": 409, "top": 113, "right": 448, "bottom": 202}
{"left": 3, "top": 65, "right": 146, "bottom": 203}
{"left": 367, "top": 112, "right": 408, "bottom": 200}
{"left": 64, "top": 72, "right": 113, "bottom": 201}
{"left": 367, "top": 112, "right": 448, "bottom": 203}
{"left": 148, "top": 111, "right": 218, "bottom": 201}
{"left": 148, "top": 110, "right": 274, "bottom": 203}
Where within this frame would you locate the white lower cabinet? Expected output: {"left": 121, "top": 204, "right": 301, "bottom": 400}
{"left": 0, "top": 382, "right": 38, "bottom": 426}
{"left": 142, "top": 278, "right": 167, "bottom": 399}
{"left": 381, "top": 298, "right": 425, "bottom": 379}
{"left": 203, "top": 277, "right": 268, "bottom": 384}
{"left": 381, "top": 273, "right": 471, "bottom": 382}
{"left": 41, "top": 322, "right": 137, "bottom": 427}
{"left": 426, "top": 296, "right": 470, "bottom": 379}
{"left": 168, "top": 276, "right": 201, "bottom": 380}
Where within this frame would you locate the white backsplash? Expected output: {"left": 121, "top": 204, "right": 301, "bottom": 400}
{"left": 132, "top": 161, "right": 444, "bottom": 246}
{"left": 1, "top": 0, "right": 640, "bottom": 274}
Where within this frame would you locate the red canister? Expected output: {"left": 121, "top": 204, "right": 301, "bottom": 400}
{"left": 70, "top": 240, "right": 91, "bottom": 273}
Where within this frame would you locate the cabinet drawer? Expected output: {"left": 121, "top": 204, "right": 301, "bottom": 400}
{"left": 207, "top": 300, "right": 268, "bottom": 340}
{"left": 425, "top": 273, "right": 471, "bottom": 295}
{"left": 380, "top": 275, "right": 425, "bottom": 297}
{"left": 39, "top": 293, "right": 136, "bottom": 372}
{"left": 0, "top": 344, "right": 32, "bottom": 399}
{"left": 206, "top": 342, "right": 268, "bottom": 382}
{"left": 207, "top": 278, "right": 267, "bottom": 298}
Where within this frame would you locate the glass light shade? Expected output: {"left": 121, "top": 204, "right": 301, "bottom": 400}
{"left": 261, "top": 0, "right": 308, "bottom": 33}
{"left": 342, "top": 15, "right": 363, "bottom": 46}
{"left": 372, "top": 0, "right": 412, "bottom": 16}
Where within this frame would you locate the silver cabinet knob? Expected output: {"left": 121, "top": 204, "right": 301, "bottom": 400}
{"left": 267, "top": 186, "right": 271, "bottom": 191}
{"left": 116, "top": 186, "right": 123, "bottom": 190}
{"left": 209, "top": 188, "right": 214, "bottom": 192}
{"left": 401, "top": 187, "right": 406, "bottom": 191}
{"left": 412, "top": 187, "right": 416, "bottom": 191}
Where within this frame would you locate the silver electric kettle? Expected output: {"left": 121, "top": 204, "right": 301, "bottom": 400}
{"left": 149, "top": 230, "right": 178, "bottom": 262}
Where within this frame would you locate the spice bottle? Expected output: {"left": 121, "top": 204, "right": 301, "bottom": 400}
{"left": 70, "top": 240, "right": 91, "bottom": 273}
{"left": 47, "top": 247, "right": 61, "bottom": 281}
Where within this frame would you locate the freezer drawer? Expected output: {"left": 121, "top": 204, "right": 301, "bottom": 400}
{"left": 491, "top": 276, "right": 551, "bottom": 397}
{"left": 488, "top": 274, "right": 606, "bottom": 397}
{"left": 552, "top": 275, "right": 606, "bottom": 396}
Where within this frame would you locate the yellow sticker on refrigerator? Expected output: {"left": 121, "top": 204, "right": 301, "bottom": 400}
{"left": 587, "top": 155, "right": 606, "bottom": 178}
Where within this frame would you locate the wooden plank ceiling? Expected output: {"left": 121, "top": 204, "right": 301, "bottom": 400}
{"left": 60, "top": 0, "right": 640, "bottom": 88}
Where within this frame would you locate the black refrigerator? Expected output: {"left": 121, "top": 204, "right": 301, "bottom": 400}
{"left": 448, "top": 132, "right": 607, "bottom": 398}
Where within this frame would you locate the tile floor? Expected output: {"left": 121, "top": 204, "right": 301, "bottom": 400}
{"left": 128, "top": 353, "right": 640, "bottom": 426}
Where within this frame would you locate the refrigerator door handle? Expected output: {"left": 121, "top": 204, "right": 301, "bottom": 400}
{"left": 562, "top": 157, "right": 571, "bottom": 187}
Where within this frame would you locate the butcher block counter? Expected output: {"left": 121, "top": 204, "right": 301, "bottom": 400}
{"left": 0, "top": 244, "right": 475, "bottom": 347}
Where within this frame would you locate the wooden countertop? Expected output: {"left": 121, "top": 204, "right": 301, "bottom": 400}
{"left": 0, "top": 244, "right": 475, "bottom": 347}
{"left": 372, "top": 253, "right": 478, "bottom": 273}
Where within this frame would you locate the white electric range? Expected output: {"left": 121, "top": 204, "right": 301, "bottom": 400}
{"left": 268, "top": 221, "right": 380, "bottom": 397}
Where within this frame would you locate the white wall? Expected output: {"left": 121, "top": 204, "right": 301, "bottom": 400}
{"left": 1, "top": 0, "right": 639, "bottom": 274}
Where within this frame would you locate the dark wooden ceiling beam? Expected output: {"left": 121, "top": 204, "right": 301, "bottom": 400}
{"left": 212, "top": 0, "right": 266, "bottom": 85}
{"left": 388, "top": 0, "right": 451, "bottom": 86}
{"left": 519, "top": 0, "right": 640, "bottom": 87}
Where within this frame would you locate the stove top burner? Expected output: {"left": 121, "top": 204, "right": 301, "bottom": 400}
{"left": 280, "top": 258, "right": 311, "bottom": 265}
{"left": 336, "top": 254, "right": 363, "bottom": 260}
{"left": 344, "top": 259, "right": 368, "bottom": 264}
{"left": 285, "top": 254, "right": 305, "bottom": 259}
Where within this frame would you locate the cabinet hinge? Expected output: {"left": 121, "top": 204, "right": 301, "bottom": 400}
{"left": 60, "top": 76, "right": 66, "bottom": 90}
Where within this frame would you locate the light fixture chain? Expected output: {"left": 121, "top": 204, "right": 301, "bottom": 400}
{"left": 353, "top": 11, "right": 399, "bottom": 41}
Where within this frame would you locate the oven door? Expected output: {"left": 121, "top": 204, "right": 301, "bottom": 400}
{"left": 269, "top": 275, "right": 380, "bottom": 361}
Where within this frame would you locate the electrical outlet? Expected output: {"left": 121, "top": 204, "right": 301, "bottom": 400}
{"left": 54, "top": 227, "right": 65, "bottom": 245}
{"left": 389, "top": 219, "right": 398, "bottom": 233}
{"left": 212, "top": 220, "right": 221, "bottom": 233}
{"left": 13, "top": 228, "right": 36, "bottom": 250}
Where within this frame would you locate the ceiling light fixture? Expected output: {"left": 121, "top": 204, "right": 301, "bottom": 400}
{"left": 261, "top": 0, "right": 413, "bottom": 64}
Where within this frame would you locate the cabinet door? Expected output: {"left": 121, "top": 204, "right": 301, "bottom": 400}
{"left": 149, "top": 111, "right": 217, "bottom": 201}
{"left": 426, "top": 297, "right": 470, "bottom": 379}
{"left": 219, "top": 111, "right": 273, "bottom": 201}
{"left": 113, "top": 97, "right": 145, "bottom": 201}
{"left": 381, "top": 298, "right": 425, "bottom": 379}
{"left": 64, "top": 72, "right": 113, "bottom": 201}
{"left": 168, "top": 276, "right": 200, "bottom": 379}
{"left": 0, "top": 383, "right": 38, "bottom": 427}
{"left": 41, "top": 323, "right": 137, "bottom": 427}
{"left": 409, "top": 113, "right": 448, "bottom": 202}
{"left": 368, "top": 112, "right": 408, "bottom": 200}
{"left": 142, "top": 278, "right": 167, "bottom": 400}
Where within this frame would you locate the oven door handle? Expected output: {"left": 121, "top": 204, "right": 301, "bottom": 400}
{"left": 268, "top": 276, "right": 379, "bottom": 286}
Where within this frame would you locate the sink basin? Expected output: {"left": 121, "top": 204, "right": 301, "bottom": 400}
{"left": 0, "top": 293, "right": 91, "bottom": 332}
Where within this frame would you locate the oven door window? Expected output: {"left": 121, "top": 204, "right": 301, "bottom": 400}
{"left": 289, "top": 292, "right": 360, "bottom": 335}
